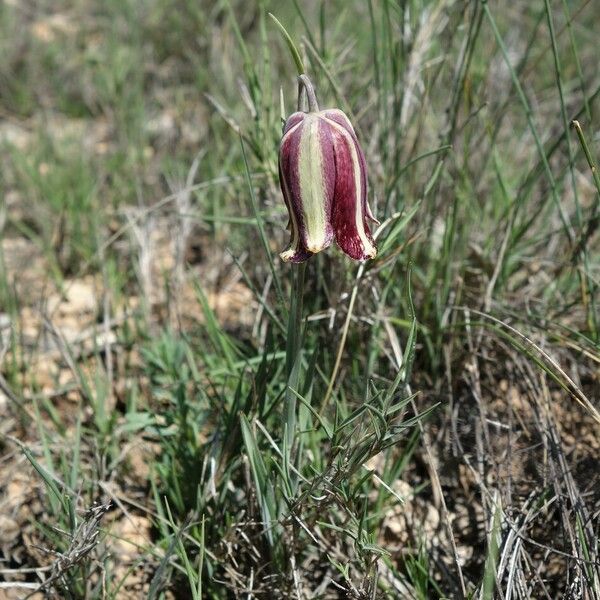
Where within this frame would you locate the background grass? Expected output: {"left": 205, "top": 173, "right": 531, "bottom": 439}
{"left": 0, "top": 0, "right": 599, "bottom": 598}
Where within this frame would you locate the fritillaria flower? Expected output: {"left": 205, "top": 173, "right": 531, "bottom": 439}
{"left": 278, "top": 75, "right": 378, "bottom": 263}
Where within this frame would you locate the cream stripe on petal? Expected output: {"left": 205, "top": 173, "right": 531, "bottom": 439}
{"left": 298, "top": 115, "right": 329, "bottom": 253}
{"left": 321, "top": 116, "right": 375, "bottom": 256}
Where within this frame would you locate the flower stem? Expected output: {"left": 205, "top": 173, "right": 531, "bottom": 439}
{"left": 297, "top": 75, "right": 319, "bottom": 113}
{"left": 284, "top": 261, "right": 306, "bottom": 459}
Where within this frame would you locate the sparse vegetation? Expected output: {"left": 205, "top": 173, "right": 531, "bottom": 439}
{"left": 0, "top": 1, "right": 599, "bottom": 598}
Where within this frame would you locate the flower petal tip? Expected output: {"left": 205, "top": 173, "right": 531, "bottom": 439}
{"left": 279, "top": 248, "right": 312, "bottom": 263}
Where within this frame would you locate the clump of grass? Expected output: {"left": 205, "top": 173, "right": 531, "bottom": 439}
{"left": 0, "top": 1, "right": 599, "bottom": 598}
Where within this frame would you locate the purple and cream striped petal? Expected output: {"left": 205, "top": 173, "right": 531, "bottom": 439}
{"left": 278, "top": 112, "right": 335, "bottom": 262}
{"left": 322, "top": 109, "right": 378, "bottom": 261}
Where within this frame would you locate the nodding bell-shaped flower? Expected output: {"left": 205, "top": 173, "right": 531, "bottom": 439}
{"left": 278, "top": 75, "right": 378, "bottom": 263}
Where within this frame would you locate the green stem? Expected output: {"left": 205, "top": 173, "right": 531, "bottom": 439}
{"left": 572, "top": 120, "right": 600, "bottom": 195}
{"left": 284, "top": 262, "right": 306, "bottom": 459}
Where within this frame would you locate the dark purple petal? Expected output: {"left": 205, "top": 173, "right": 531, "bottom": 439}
{"left": 323, "top": 112, "right": 377, "bottom": 261}
{"left": 279, "top": 115, "right": 309, "bottom": 262}
{"left": 283, "top": 111, "right": 305, "bottom": 135}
